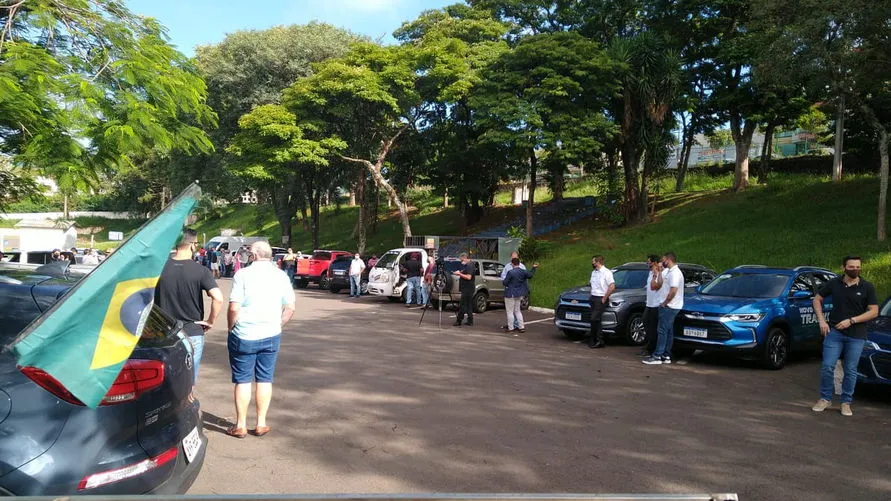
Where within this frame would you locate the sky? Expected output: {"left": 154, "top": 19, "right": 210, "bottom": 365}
{"left": 125, "top": 0, "right": 457, "bottom": 56}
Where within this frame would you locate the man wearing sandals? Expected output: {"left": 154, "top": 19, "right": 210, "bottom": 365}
{"left": 226, "top": 241, "right": 296, "bottom": 438}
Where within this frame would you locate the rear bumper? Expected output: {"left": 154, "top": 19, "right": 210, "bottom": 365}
{"left": 145, "top": 429, "right": 207, "bottom": 495}
{"left": 294, "top": 274, "right": 323, "bottom": 282}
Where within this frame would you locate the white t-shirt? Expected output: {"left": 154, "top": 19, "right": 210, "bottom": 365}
{"left": 645, "top": 270, "right": 665, "bottom": 308}
{"left": 230, "top": 261, "right": 296, "bottom": 340}
{"left": 349, "top": 257, "right": 366, "bottom": 276}
{"left": 662, "top": 265, "right": 685, "bottom": 309}
{"left": 589, "top": 267, "right": 615, "bottom": 296}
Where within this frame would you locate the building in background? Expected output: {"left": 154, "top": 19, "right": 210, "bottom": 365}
{"left": 0, "top": 220, "right": 77, "bottom": 252}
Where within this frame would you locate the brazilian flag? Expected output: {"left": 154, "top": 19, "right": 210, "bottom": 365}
{"left": 8, "top": 183, "right": 201, "bottom": 408}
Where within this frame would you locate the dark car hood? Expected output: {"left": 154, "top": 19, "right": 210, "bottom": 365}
{"left": 560, "top": 285, "right": 644, "bottom": 302}
{"left": 682, "top": 294, "right": 770, "bottom": 315}
{"left": 867, "top": 317, "right": 891, "bottom": 348}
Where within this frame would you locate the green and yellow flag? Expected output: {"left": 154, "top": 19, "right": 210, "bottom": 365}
{"left": 9, "top": 183, "right": 201, "bottom": 408}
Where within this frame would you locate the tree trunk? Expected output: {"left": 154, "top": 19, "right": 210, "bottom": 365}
{"left": 833, "top": 94, "right": 845, "bottom": 182}
{"left": 63, "top": 193, "right": 69, "bottom": 220}
{"left": 675, "top": 116, "right": 695, "bottom": 192}
{"left": 621, "top": 143, "right": 640, "bottom": 223}
{"left": 757, "top": 122, "right": 777, "bottom": 184}
{"left": 299, "top": 206, "right": 310, "bottom": 233}
{"left": 731, "top": 118, "right": 757, "bottom": 191}
{"left": 310, "top": 192, "right": 321, "bottom": 250}
{"left": 526, "top": 147, "right": 537, "bottom": 237}
{"left": 443, "top": 188, "right": 449, "bottom": 208}
{"left": 878, "top": 127, "right": 888, "bottom": 241}
{"left": 552, "top": 165, "right": 564, "bottom": 202}
{"left": 607, "top": 150, "right": 619, "bottom": 197}
{"left": 356, "top": 168, "right": 366, "bottom": 254}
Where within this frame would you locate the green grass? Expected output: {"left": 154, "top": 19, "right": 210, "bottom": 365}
{"left": 529, "top": 173, "right": 891, "bottom": 307}
{"left": 73, "top": 216, "right": 148, "bottom": 250}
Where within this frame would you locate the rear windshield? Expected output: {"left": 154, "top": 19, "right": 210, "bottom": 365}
{"left": 312, "top": 251, "right": 331, "bottom": 260}
{"left": 700, "top": 273, "right": 789, "bottom": 298}
{"left": 330, "top": 258, "right": 351, "bottom": 270}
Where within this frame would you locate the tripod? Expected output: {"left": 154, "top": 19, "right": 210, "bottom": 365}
{"left": 418, "top": 268, "right": 447, "bottom": 329}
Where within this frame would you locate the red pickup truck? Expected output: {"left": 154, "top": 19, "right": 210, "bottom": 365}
{"left": 294, "top": 250, "right": 351, "bottom": 289}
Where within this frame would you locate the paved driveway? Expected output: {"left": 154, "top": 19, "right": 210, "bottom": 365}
{"left": 190, "top": 281, "right": 891, "bottom": 500}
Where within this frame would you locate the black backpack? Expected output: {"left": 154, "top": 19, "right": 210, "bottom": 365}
{"left": 211, "top": 252, "right": 218, "bottom": 263}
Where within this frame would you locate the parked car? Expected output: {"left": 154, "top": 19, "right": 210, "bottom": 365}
{"left": 0, "top": 250, "right": 96, "bottom": 274}
{"left": 673, "top": 265, "right": 836, "bottom": 370}
{"left": 429, "top": 257, "right": 514, "bottom": 313}
{"left": 203, "top": 236, "right": 267, "bottom": 253}
{"left": 327, "top": 256, "right": 370, "bottom": 294}
{"left": 858, "top": 296, "right": 891, "bottom": 385}
{"left": 293, "top": 250, "right": 351, "bottom": 289}
{"left": 554, "top": 262, "right": 716, "bottom": 345}
{"left": 0, "top": 265, "right": 206, "bottom": 495}
{"left": 367, "top": 248, "right": 434, "bottom": 302}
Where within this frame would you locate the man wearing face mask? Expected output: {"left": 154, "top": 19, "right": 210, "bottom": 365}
{"left": 643, "top": 252, "right": 684, "bottom": 365}
{"left": 588, "top": 255, "right": 615, "bottom": 349}
{"left": 811, "top": 255, "right": 878, "bottom": 417}
{"left": 348, "top": 252, "right": 366, "bottom": 298}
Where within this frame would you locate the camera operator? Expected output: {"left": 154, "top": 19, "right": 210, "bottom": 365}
{"left": 452, "top": 252, "right": 475, "bottom": 327}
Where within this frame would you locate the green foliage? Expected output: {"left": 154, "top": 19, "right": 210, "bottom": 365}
{"left": 506, "top": 225, "right": 525, "bottom": 238}
{"left": 707, "top": 129, "right": 733, "bottom": 150}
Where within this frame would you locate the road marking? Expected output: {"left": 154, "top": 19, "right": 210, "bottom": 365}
{"left": 523, "top": 317, "right": 555, "bottom": 325}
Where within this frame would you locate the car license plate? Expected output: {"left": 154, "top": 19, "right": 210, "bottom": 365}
{"left": 334, "top": 270, "right": 345, "bottom": 275}
{"left": 566, "top": 312, "right": 583, "bottom": 321}
{"left": 684, "top": 327, "right": 708, "bottom": 338}
{"left": 182, "top": 427, "right": 201, "bottom": 464}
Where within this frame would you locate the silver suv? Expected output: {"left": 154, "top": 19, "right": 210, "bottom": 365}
{"left": 430, "top": 258, "right": 509, "bottom": 313}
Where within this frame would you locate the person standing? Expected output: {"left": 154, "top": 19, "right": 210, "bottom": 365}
{"left": 154, "top": 229, "right": 224, "bottom": 384}
{"left": 223, "top": 249, "right": 234, "bottom": 278}
{"left": 402, "top": 253, "right": 423, "bottom": 306}
{"left": 500, "top": 251, "right": 526, "bottom": 330}
{"left": 503, "top": 258, "right": 538, "bottom": 335}
{"left": 638, "top": 254, "right": 664, "bottom": 357}
{"left": 453, "top": 252, "right": 476, "bottom": 327}
{"left": 283, "top": 248, "right": 297, "bottom": 284}
{"left": 367, "top": 254, "right": 378, "bottom": 269}
{"left": 349, "top": 253, "right": 366, "bottom": 298}
{"left": 210, "top": 248, "right": 221, "bottom": 279}
{"left": 812, "top": 255, "right": 878, "bottom": 416}
{"left": 643, "top": 252, "right": 685, "bottom": 365}
{"left": 421, "top": 255, "right": 436, "bottom": 308}
{"left": 226, "top": 241, "right": 296, "bottom": 438}
{"left": 588, "top": 255, "right": 616, "bottom": 349}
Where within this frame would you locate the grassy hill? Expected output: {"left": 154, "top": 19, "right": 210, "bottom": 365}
{"left": 529, "top": 173, "right": 891, "bottom": 307}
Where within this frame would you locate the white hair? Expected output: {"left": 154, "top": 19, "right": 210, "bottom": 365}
{"left": 250, "top": 241, "right": 273, "bottom": 260}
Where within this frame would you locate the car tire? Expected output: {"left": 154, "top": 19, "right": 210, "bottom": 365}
{"left": 329, "top": 287, "right": 341, "bottom": 294}
{"left": 761, "top": 327, "right": 789, "bottom": 370}
{"left": 294, "top": 279, "right": 308, "bottom": 289}
{"left": 318, "top": 271, "right": 330, "bottom": 290}
{"left": 561, "top": 328, "right": 586, "bottom": 340}
{"left": 624, "top": 311, "right": 647, "bottom": 346}
{"left": 441, "top": 273, "right": 454, "bottom": 292}
{"left": 360, "top": 280, "right": 369, "bottom": 295}
{"left": 473, "top": 291, "right": 488, "bottom": 313}
{"left": 520, "top": 296, "right": 530, "bottom": 310}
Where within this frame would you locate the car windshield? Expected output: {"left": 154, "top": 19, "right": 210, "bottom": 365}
{"left": 613, "top": 269, "right": 649, "bottom": 289}
{"left": 880, "top": 300, "right": 891, "bottom": 317}
{"left": 700, "top": 272, "right": 789, "bottom": 298}
{"left": 375, "top": 251, "right": 400, "bottom": 268}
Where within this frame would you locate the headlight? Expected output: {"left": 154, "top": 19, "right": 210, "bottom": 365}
{"left": 865, "top": 340, "right": 881, "bottom": 351}
{"left": 609, "top": 299, "right": 625, "bottom": 308}
{"left": 720, "top": 313, "right": 764, "bottom": 323}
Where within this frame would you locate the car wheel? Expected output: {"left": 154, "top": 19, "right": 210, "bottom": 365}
{"left": 319, "top": 272, "right": 330, "bottom": 290}
{"left": 520, "top": 296, "right": 530, "bottom": 310}
{"left": 473, "top": 291, "right": 489, "bottom": 313}
{"left": 361, "top": 280, "right": 369, "bottom": 295}
{"left": 561, "top": 328, "right": 586, "bottom": 340}
{"left": 329, "top": 287, "right": 341, "bottom": 294}
{"left": 762, "top": 327, "right": 789, "bottom": 370}
{"left": 624, "top": 311, "right": 647, "bottom": 346}
{"left": 294, "top": 279, "right": 308, "bottom": 289}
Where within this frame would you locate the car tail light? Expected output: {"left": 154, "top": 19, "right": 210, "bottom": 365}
{"left": 77, "top": 445, "right": 177, "bottom": 490}
{"left": 20, "top": 360, "right": 164, "bottom": 406}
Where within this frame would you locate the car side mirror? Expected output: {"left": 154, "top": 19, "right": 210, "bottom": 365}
{"left": 790, "top": 290, "right": 813, "bottom": 299}
{"left": 695, "top": 285, "right": 704, "bottom": 293}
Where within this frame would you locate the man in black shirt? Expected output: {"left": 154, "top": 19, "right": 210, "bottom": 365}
{"left": 812, "top": 255, "right": 879, "bottom": 416}
{"left": 155, "top": 229, "right": 224, "bottom": 384}
{"left": 401, "top": 253, "right": 423, "bottom": 307}
{"left": 452, "top": 252, "right": 476, "bottom": 327}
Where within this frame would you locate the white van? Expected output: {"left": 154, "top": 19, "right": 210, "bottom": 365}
{"left": 367, "top": 248, "right": 432, "bottom": 302}
{"left": 205, "top": 236, "right": 268, "bottom": 253}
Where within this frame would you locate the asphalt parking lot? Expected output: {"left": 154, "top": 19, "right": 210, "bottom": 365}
{"left": 190, "top": 281, "right": 891, "bottom": 500}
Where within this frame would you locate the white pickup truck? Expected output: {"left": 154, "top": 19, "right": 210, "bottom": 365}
{"left": 366, "top": 247, "right": 433, "bottom": 302}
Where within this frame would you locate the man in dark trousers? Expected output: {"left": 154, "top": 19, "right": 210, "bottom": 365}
{"left": 812, "top": 255, "right": 879, "bottom": 417}
{"left": 155, "top": 229, "right": 224, "bottom": 385}
{"left": 588, "top": 255, "right": 615, "bottom": 348}
{"left": 639, "top": 254, "right": 664, "bottom": 357}
{"left": 453, "top": 252, "right": 475, "bottom": 327}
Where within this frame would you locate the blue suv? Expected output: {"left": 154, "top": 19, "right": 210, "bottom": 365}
{"left": 673, "top": 265, "right": 836, "bottom": 370}
{"left": 859, "top": 296, "right": 891, "bottom": 385}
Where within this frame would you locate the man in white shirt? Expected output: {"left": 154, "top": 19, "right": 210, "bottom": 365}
{"left": 588, "top": 255, "right": 616, "bottom": 349}
{"left": 639, "top": 254, "right": 666, "bottom": 357}
{"left": 643, "top": 252, "right": 685, "bottom": 365}
{"left": 348, "top": 253, "right": 366, "bottom": 298}
{"left": 226, "top": 241, "right": 296, "bottom": 438}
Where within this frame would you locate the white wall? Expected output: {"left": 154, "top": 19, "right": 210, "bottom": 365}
{"left": 0, "top": 211, "right": 133, "bottom": 220}
{"left": 0, "top": 228, "right": 66, "bottom": 252}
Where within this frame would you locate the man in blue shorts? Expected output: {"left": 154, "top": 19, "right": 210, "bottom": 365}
{"left": 226, "top": 241, "right": 296, "bottom": 438}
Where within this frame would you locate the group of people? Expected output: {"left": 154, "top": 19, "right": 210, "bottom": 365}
{"left": 586, "top": 251, "right": 879, "bottom": 417}
{"left": 156, "top": 229, "right": 295, "bottom": 439}
{"left": 197, "top": 244, "right": 254, "bottom": 278}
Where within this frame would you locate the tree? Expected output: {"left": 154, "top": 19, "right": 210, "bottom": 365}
{"left": 286, "top": 43, "right": 424, "bottom": 239}
{"left": 0, "top": 158, "right": 41, "bottom": 212}
{"left": 226, "top": 105, "right": 345, "bottom": 247}
{"left": 0, "top": 0, "right": 216, "bottom": 212}
{"left": 472, "top": 31, "right": 617, "bottom": 235}
{"left": 706, "top": 129, "right": 734, "bottom": 150}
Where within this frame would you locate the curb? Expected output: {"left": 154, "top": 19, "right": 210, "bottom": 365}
{"left": 529, "top": 306, "right": 555, "bottom": 315}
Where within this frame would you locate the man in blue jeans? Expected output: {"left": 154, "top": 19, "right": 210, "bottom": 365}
{"left": 643, "top": 252, "right": 684, "bottom": 365}
{"left": 812, "top": 255, "right": 878, "bottom": 417}
{"left": 401, "top": 253, "right": 423, "bottom": 306}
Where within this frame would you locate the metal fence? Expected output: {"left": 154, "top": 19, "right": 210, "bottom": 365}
{"left": 15, "top": 493, "right": 740, "bottom": 501}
